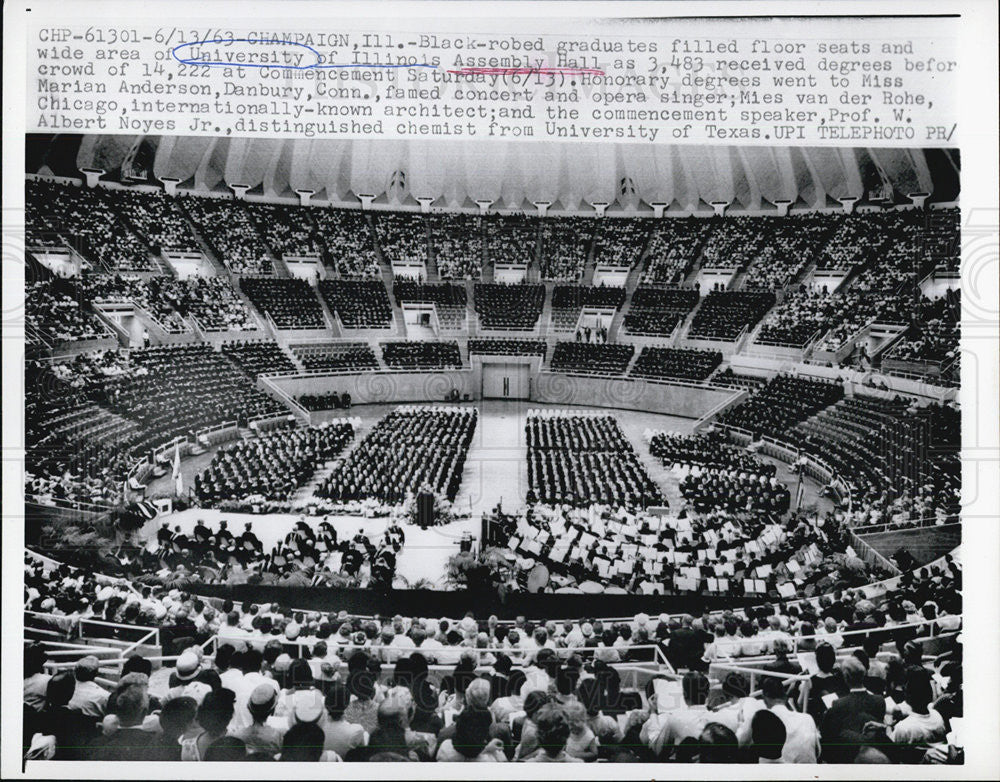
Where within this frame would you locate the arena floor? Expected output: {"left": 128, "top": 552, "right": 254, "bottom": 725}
{"left": 143, "top": 400, "right": 832, "bottom": 588}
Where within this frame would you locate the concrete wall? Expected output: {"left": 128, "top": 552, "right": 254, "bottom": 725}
{"left": 531, "top": 373, "right": 736, "bottom": 419}
{"left": 268, "top": 370, "right": 476, "bottom": 405}
{"left": 266, "top": 366, "right": 734, "bottom": 420}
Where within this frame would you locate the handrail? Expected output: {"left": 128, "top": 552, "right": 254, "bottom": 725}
{"left": 849, "top": 518, "right": 960, "bottom": 536}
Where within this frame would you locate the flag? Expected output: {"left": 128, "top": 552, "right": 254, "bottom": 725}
{"left": 172, "top": 442, "right": 183, "bottom": 496}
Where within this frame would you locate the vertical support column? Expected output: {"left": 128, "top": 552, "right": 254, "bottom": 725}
{"left": 838, "top": 197, "right": 859, "bottom": 215}
{"left": 295, "top": 189, "right": 315, "bottom": 206}
{"left": 357, "top": 194, "right": 376, "bottom": 210}
{"left": 475, "top": 199, "right": 494, "bottom": 215}
{"left": 590, "top": 201, "right": 610, "bottom": 217}
{"left": 650, "top": 202, "right": 669, "bottom": 219}
{"left": 228, "top": 184, "right": 250, "bottom": 201}
{"left": 416, "top": 197, "right": 435, "bottom": 214}
{"left": 908, "top": 192, "right": 931, "bottom": 209}
{"left": 773, "top": 200, "right": 792, "bottom": 217}
{"left": 80, "top": 168, "right": 105, "bottom": 188}
{"left": 532, "top": 201, "right": 551, "bottom": 217}
{"left": 159, "top": 177, "right": 181, "bottom": 196}
{"left": 710, "top": 201, "right": 731, "bottom": 218}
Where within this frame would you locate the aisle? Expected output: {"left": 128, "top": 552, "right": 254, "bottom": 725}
{"left": 455, "top": 399, "right": 529, "bottom": 515}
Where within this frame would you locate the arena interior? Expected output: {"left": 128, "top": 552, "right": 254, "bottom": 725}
{"left": 21, "top": 135, "right": 963, "bottom": 764}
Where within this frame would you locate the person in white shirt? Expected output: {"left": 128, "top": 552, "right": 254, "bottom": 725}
{"left": 231, "top": 648, "right": 282, "bottom": 732}
{"left": 23, "top": 645, "right": 52, "bottom": 713}
{"left": 816, "top": 617, "right": 844, "bottom": 650}
{"left": 889, "top": 671, "right": 946, "bottom": 745}
{"left": 418, "top": 631, "right": 444, "bottom": 664}
{"left": 217, "top": 611, "right": 249, "bottom": 645}
{"left": 737, "top": 676, "right": 820, "bottom": 763}
{"left": 66, "top": 656, "right": 109, "bottom": 718}
{"left": 644, "top": 672, "right": 712, "bottom": 757}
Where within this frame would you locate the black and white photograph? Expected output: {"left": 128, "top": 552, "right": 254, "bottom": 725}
{"left": 16, "top": 131, "right": 969, "bottom": 764}
{"left": 3, "top": 2, "right": 998, "bottom": 779}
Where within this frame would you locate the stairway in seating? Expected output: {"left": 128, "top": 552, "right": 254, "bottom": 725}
{"left": 312, "top": 285, "right": 343, "bottom": 338}
{"left": 581, "top": 222, "right": 599, "bottom": 285}
{"left": 480, "top": 220, "right": 494, "bottom": 283}
{"left": 728, "top": 268, "right": 748, "bottom": 290}
{"left": 608, "top": 260, "right": 646, "bottom": 343}
{"left": 538, "top": 282, "right": 554, "bottom": 338}
{"left": 173, "top": 199, "right": 232, "bottom": 277}
{"left": 147, "top": 251, "right": 176, "bottom": 278}
{"left": 423, "top": 216, "right": 438, "bottom": 282}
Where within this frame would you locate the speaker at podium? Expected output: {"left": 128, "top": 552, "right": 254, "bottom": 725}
{"left": 417, "top": 491, "right": 435, "bottom": 529}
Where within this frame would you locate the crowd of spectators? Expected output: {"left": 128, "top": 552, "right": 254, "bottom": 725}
{"left": 624, "top": 286, "right": 700, "bottom": 337}
{"left": 27, "top": 180, "right": 153, "bottom": 271}
{"left": 25, "top": 194, "right": 66, "bottom": 250}
{"left": 393, "top": 281, "right": 467, "bottom": 307}
{"left": 290, "top": 342, "right": 379, "bottom": 373}
{"left": 195, "top": 423, "right": 354, "bottom": 504}
{"left": 593, "top": 219, "right": 649, "bottom": 268}
{"left": 649, "top": 430, "right": 776, "bottom": 477}
{"left": 240, "top": 278, "right": 326, "bottom": 330}
{"left": 688, "top": 291, "right": 776, "bottom": 341}
{"left": 468, "top": 339, "right": 547, "bottom": 358}
{"left": 795, "top": 397, "right": 960, "bottom": 529}
{"left": 311, "top": 209, "right": 381, "bottom": 279}
{"left": 474, "top": 283, "right": 545, "bottom": 330}
{"left": 629, "top": 347, "right": 722, "bottom": 382}
{"left": 318, "top": 280, "right": 393, "bottom": 329}
{"left": 884, "top": 292, "right": 960, "bottom": 369}
{"left": 103, "top": 188, "right": 201, "bottom": 254}
{"left": 25, "top": 359, "right": 142, "bottom": 508}
{"left": 296, "top": 392, "right": 353, "bottom": 412}
{"left": 161, "top": 276, "right": 258, "bottom": 332}
{"left": 220, "top": 341, "right": 298, "bottom": 379}
{"left": 709, "top": 368, "right": 768, "bottom": 392}
{"left": 642, "top": 219, "right": 711, "bottom": 285}
{"left": 75, "top": 274, "right": 191, "bottom": 333}
{"left": 244, "top": 203, "right": 324, "bottom": 259}
{"left": 375, "top": 212, "right": 429, "bottom": 267}
{"left": 540, "top": 217, "right": 596, "bottom": 281}
{"left": 755, "top": 287, "right": 841, "bottom": 348}
{"left": 98, "top": 344, "right": 286, "bottom": 451}
{"left": 920, "top": 207, "right": 960, "bottom": 272}
{"left": 552, "top": 285, "right": 627, "bottom": 310}
{"left": 526, "top": 413, "right": 662, "bottom": 509}
{"left": 699, "top": 216, "right": 767, "bottom": 269}
{"left": 381, "top": 341, "right": 463, "bottom": 370}
{"left": 180, "top": 196, "right": 273, "bottom": 276}
{"left": 741, "top": 214, "right": 835, "bottom": 291}
{"left": 21, "top": 544, "right": 963, "bottom": 764}
{"left": 815, "top": 212, "right": 890, "bottom": 270}
{"left": 485, "top": 213, "right": 538, "bottom": 267}
{"left": 550, "top": 342, "right": 634, "bottom": 376}
{"left": 26, "top": 279, "right": 109, "bottom": 346}
{"left": 430, "top": 214, "right": 483, "bottom": 280}
{"left": 717, "top": 374, "right": 845, "bottom": 439}
{"left": 316, "top": 407, "right": 477, "bottom": 504}
{"left": 649, "top": 429, "right": 790, "bottom": 514}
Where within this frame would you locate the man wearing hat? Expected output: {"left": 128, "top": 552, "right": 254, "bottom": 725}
{"left": 236, "top": 683, "right": 285, "bottom": 756}
{"left": 168, "top": 650, "right": 202, "bottom": 690}
{"left": 68, "top": 655, "right": 110, "bottom": 718}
